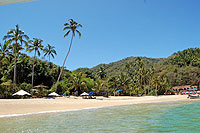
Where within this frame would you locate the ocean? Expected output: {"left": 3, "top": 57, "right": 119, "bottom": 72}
{"left": 0, "top": 101, "right": 200, "bottom": 133}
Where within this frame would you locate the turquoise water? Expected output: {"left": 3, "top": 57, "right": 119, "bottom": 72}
{"left": 0, "top": 101, "right": 200, "bottom": 132}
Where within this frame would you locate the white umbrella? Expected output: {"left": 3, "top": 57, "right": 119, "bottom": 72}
{"left": 48, "top": 92, "right": 60, "bottom": 97}
{"left": 12, "top": 90, "right": 31, "bottom": 96}
{"left": 80, "top": 92, "right": 89, "bottom": 96}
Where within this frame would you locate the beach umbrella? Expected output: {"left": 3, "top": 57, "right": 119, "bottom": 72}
{"left": 80, "top": 92, "right": 89, "bottom": 96}
{"left": 32, "top": 84, "right": 49, "bottom": 89}
{"left": 48, "top": 92, "right": 60, "bottom": 97}
{"left": 12, "top": 90, "right": 31, "bottom": 96}
{"left": 89, "top": 92, "right": 94, "bottom": 96}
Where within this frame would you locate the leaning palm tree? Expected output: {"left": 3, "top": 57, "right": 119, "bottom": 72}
{"left": 44, "top": 44, "right": 57, "bottom": 62}
{"left": 26, "top": 38, "right": 44, "bottom": 87}
{"left": 3, "top": 24, "right": 29, "bottom": 84}
{"left": 56, "top": 19, "right": 82, "bottom": 90}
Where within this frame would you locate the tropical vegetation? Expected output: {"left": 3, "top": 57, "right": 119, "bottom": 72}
{"left": 0, "top": 23, "right": 199, "bottom": 98}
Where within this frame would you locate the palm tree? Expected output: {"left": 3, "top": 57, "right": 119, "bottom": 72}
{"left": 0, "top": 42, "right": 10, "bottom": 80}
{"left": 44, "top": 44, "right": 57, "bottom": 62}
{"left": 134, "top": 57, "right": 145, "bottom": 94}
{"left": 94, "top": 79, "right": 104, "bottom": 95}
{"left": 0, "top": 42, "right": 9, "bottom": 59}
{"left": 146, "top": 66, "right": 154, "bottom": 95}
{"left": 3, "top": 24, "right": 29, "bottom": 84}
{"left": 117, "top": 73, "right": 130, "bottom": 94}
{"left": 108, "top": 75, "right": 118, "bottom": 96}
{"left": 128, "top": 74, "right": 140, "bottom": 96}
{"left": 69, "top": 72, "right": 87, "bottom": 94}
{"left": 96, "top": 66, "right": 107, "bottom": 80}
{"left": 0, "top": 41, "right": 14, "bottom": 79}
{"left": 152, "top": 74, "right": 161, "bottom": 96}
{"left": 56, "top": 19, "right": 82, "bottom": 91}
{"left": 26, "top": 38, "right": 44, "bottom": 87}
{"left": 160, "top": 75, "right": 170, "bottom": 94}
{"left": 125, "top": 62, "right": 132, "bottom": 76}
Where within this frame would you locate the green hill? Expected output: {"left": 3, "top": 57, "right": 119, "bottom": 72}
{"left": 76, "top": 48, "right": 200, "bottom": 86}
{"left": 155, "top": 48, "right": 200, "bottom": 86}
{"left": 76, "top": 57, "right": 162, "bottom": 76}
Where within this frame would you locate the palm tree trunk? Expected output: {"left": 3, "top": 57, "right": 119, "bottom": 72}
{"left": 32, "top": 50, "right": 36, "bottom": 87}
{"left": 140, "top": 75, "right": 142, "bottom": 93}
{"left": 150, "top": 79, "right": 153, "bottom": 95}
{"left": 13, "top": 41, "right": 17, "bottom": 84}
{"left": 144, "top": 78, "right": 146, "bottom": 95}
{"left": 55, "top": 34, "right": 74, "bottom": 91}
{"left": 148, "top": 82, "right": 150, "bottom": 95}
{"left": 156, "top": 82, "right": 158, "bottom": 96}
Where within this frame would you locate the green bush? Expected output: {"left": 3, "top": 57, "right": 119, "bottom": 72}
{"left": 0, "top": 82, "right": 20, "bottom": 98}
{"left": 19, "top": 82, "right": 32, "bottom": 93}
{"left": 50, "top": 79, "right": 69, "bottom": 94}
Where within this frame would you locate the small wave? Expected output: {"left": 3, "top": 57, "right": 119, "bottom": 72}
{"left": 0, "top": 106, "right": 106, "bottom": 118}
{"left": 0, "top": 100, "right": 190, "bottom": 118}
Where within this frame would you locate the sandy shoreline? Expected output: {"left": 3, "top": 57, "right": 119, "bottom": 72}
{"left": 0, "top": 95, "right": 194, "bottom": 117}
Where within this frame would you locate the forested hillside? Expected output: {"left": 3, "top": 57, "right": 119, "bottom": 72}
{"left": 155, "top": 48, "right": 200, "bottom": 86}
{"left": 76, "top": 48, "right": 200, "bottom": 86}
{"left": 76, "top": 57, "right": 161, "bottom": 76}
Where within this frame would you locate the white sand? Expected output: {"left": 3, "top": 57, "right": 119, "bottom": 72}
{"left": 0, "top": 95, "right": 192, "bottom": 116}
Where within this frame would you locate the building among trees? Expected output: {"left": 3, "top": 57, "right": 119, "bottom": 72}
{"left": 172, "top": 85, "right": 198, "bottom": 93}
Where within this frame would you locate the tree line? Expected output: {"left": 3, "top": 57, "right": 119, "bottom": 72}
{"left": 0, "top": 24, "right": 59, "bottom": 98}
{"left": 51, "top": 57, "right": 171, "bottom": 97}
{"left": 0, "top": 19, "right": 83, "bottom": 98}
{"left": 0, "top": 19, "right": 199, "bottom": 98}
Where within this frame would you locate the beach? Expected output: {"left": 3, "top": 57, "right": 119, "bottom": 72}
{"left": 0, "top": 95, "right": 192, "bottom": 116}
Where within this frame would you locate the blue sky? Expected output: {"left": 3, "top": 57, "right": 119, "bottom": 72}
{"left": 0, "top": 0, "right": 200, "bottom": 70}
